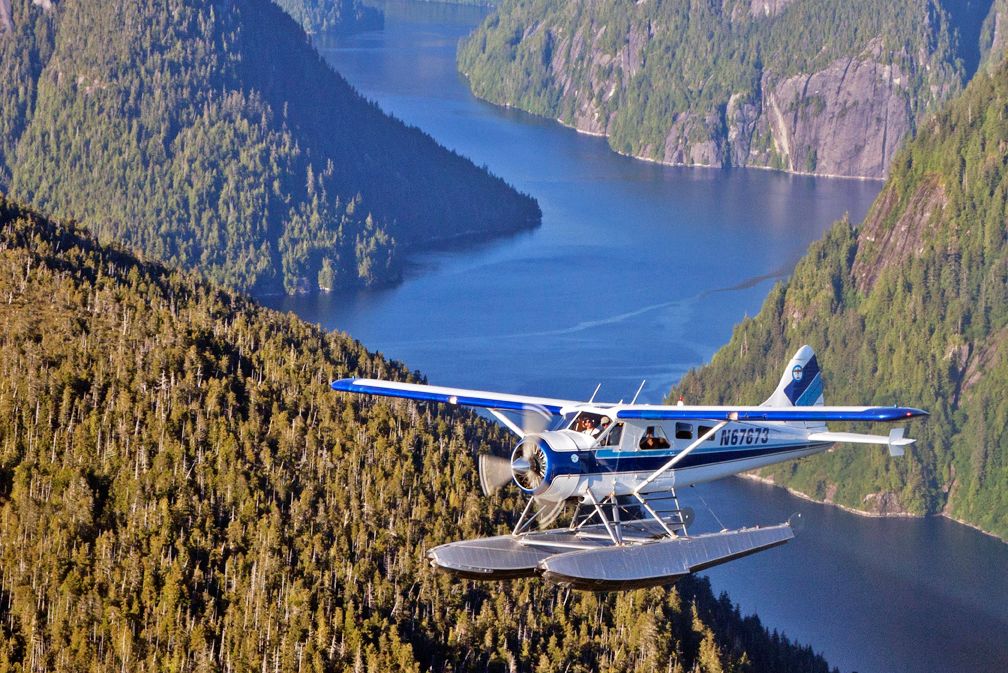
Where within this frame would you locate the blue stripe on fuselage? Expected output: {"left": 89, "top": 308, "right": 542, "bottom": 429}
{"left": 555, "top": 442, "right": 829, "bottom": 478}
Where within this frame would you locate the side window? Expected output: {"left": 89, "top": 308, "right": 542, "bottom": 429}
{"left": 698, "top": 425, "right": 716, "bottom": 441}
{"left": 602, "top": 422, "right": 623, "bottom": 447}
{"left": 675, "top": 422, "right": 693, "bottom": 440}
{"left": 639, "top": 425, "right": 671, "bottom": 450}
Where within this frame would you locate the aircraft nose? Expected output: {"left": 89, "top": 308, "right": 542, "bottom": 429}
{"left": 511, "top": 458, "right": 531, "bottom": 473}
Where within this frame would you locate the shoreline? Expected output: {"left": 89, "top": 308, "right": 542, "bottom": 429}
{"left": 738, "top": 472, "right": 1007, "bottom": 544}
{"left": 548, "top": 113, "right": 887, "bottom": 182}
{"left": 462, "top": 71, "right": 886, "bottom": 182}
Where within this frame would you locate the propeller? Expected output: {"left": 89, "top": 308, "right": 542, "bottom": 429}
{"left": 478, "top": 409, "right": 549, "bottom": 496}
{"left": 533, "top": 497, "right": 566, "bottom": 527}
{"left": 476, "top": 410, "right": 565, "bottom": 527}
{"left": 478, "top": 454, "right": 514, "bottom": 496}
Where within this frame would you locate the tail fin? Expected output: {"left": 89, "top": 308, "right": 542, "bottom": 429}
{"left": 763, "top": 345, "right": 824, "bottom": 408}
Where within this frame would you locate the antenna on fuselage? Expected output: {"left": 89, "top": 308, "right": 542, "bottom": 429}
{"left": 630, "top": 380, "right": 646, "bottom": 404}
{"left": 588, "top": 383, "right": 602, "bottom": 403}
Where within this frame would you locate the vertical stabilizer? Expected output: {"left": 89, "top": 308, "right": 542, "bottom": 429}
{"left": 763, "top": 345, "right": 824, "bottom": 410}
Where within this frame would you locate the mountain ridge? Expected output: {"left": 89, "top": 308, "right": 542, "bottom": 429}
{"left": 459, "top": 0, "right": 1005, "bottom": 179}
{"left": 0, "top": 0, "right": 540, "bottom": 295}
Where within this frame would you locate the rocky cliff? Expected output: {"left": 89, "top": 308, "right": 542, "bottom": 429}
{"left": 0, "top": 1, "right": 11, "bottom": 37}
{"left": 460, "top": 0, "right": 998, "bottom": 179}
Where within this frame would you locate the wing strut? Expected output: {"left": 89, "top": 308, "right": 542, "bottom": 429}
{"left": 633, "top": 421, "right": 728, "bottom": 495}
{"left": 487, "top": 409, "right": 524, "bottom": 438}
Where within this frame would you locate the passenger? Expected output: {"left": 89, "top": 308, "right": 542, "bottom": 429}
{"left": 604, "top": 421, "right": 623, "bottom": 446}
{"left": 640, "top": 426, "right": 670, "bottom": 450}
{"left": 593, "top": 416, "right": 611, "bottom": 439}
{"left": 576, "top": 415, "right": 596, "bottom": 434}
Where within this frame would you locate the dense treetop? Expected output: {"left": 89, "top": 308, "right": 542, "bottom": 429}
{"left": 673, "top": 60, "right": 1008, "bottom": 540}
{"left": 0, "top": 198, "right": 836, "bottom": 672}
{"left": 0, "top": 0, "right": 540, "bottom": 295}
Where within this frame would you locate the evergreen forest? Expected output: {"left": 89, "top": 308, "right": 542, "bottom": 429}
{"left": 273, "top": 0, "right": 383, "bottom": 35}
{"left": 459, "top": 0, "right": 1004, "bottom": 177}
{"left": 673, "top": 60, "right": 1008, "bottom": 540}
{"left": 0, "top": 0, "right": 540, "bottom": 296}
{"left": 0, "top": 198, "right": 837, "bottom": 672}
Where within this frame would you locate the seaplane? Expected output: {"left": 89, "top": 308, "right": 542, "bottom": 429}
{"left": 331, "top": 346, "right": 926, "bottom": 590}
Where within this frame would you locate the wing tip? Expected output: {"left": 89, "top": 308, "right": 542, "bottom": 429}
{"left": 330, "top": 378, "right": 360, "bottom": 392}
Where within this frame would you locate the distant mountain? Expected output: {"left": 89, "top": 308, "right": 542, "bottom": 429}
{"left": 0, "top": 0, "right": 539, "bottom": 295}
{"left": 273, "top": 0, "right": 383, "bottom": 35}
{"left": 0, "top": 196, "right": 839, "bottom": 673}
{"left": 673, "top": 61, "right": 1008, "bottom": 540}
{"left": 459, "top": 0, "right": 1006, "bottom": 179}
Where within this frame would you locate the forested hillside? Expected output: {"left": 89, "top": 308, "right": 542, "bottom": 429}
{"left": 0, "top": 198, "right": 836, "bottom": 672}
{"left": 673, "top": 62, "right": 1008, "bottom": 540}
{"left": 459, "top": 0, "right": 1003, "bottom": 178}
{"left": 273, "top": 0, "right": 383, "bottom": 35}
{"left": 0, "top": 0, "right": 539, "bottom": 295}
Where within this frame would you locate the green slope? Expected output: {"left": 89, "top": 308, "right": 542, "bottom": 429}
{"left": 273, "top": 0, "right": 383, "bottom": 35}
{"left": 458, "top": 0, "right": 994, "bottom": 178}
{"left": 0, "top": 198, "right": 837, "bottom": 672}
{"left": 673, "top": 61, "right": 1008, "bottom": 540}
{"left": 0, "top": 0, "right": 539, "bottom": 295}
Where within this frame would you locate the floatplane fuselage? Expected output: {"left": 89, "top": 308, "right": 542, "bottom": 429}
{"left": 331, "top": 346, "right": 926, "bottom": 590}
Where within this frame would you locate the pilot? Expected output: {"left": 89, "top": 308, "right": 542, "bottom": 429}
{"left": 576, "top": 415, "right": 596, "bottom": 434}
{"left": 593, "top": 416, "right": 611, "bottom": 439}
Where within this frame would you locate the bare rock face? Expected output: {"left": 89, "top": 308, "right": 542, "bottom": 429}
{"left": 470, "top": 3, "right": 962, "bottom": 178}
{"left": 983, "top": 0, "right": 1008, "bottom": 67}
{"left": 851, "top": 175, "right": 947, "bottom": 292}
{"left": 1, "top": 0, "right": 13, "bottom": 37}
{"left": 761, "top": 44, "right": 913, "bottom": 177}
{"left": 661, "top": 112, "right": 725, "bottom": 166}
{"left": 725, "top": 92, "right": 761, "bottom": 165}
{"left": 749, "top": 0, "right": 797, "bottom": 18}
{"left": 862, "top": 491, "right": 908, "bottom": 515}
{"left": 654, "top": 44, "right": 915, "bottom": 177}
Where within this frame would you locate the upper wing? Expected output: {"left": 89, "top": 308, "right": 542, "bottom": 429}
{"left": 330, "top": 378, "right": 579, "bottom": 415}
{"left": 616, "top": 405, "right": 928, "bottom": 422}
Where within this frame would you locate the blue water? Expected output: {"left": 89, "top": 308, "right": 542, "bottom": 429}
{"left": 262, "top": 3, "right": 1008, "bottom": 672}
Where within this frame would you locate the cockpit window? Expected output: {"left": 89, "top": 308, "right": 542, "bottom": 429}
{"left": 601, "top": 422, "right": 623, "bottom": 447}
{"left": 568, "top": 412, "right": 612, "bottom": 439}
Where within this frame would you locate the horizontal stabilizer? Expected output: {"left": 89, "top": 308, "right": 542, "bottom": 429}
{"left": 807, "top": 428, "right": 914, "bottom": 457}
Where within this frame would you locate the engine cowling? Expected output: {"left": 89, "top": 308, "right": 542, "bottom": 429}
{"left": 510, "top": 431, "right": 587, "bottom": 501}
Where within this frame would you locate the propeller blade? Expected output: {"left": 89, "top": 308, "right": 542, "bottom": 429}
{"left": 534, "top": 497, "right": 566, "bottom": 528}
{"left": 478, "top": 454, "right": 514, "bottom": 496}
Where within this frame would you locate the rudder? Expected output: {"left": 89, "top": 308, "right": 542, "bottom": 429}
{"left": 763, "top": 345, "right": 824, "bottom": 408}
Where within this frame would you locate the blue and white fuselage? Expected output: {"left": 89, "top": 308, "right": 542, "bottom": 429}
{"left": 332, "top": 345, "right": 925, "bottom": 508}
{"left": 513, "top": 420, "right": 833, "bottom": 502}
{"left": 331, "top": 345, "right": 928, "bottom": 589}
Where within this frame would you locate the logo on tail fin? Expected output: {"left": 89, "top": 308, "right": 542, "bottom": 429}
{"left": 784, "top": 355, "right": 822, "bottom": 406}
